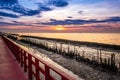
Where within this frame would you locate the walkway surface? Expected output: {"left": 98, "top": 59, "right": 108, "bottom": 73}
{"left": 0, "top": 36, "right": 28, "bottom": 80}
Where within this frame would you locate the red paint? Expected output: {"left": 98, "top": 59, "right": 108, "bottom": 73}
{"left": 0, "top": 37, "right": 28, "bottom": 80}
{"left": 2, "top": 36, "right": 75, "bottom": 80}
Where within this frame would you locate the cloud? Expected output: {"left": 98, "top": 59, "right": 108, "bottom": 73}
{"left": 89, "top": 25, "right": 111, "bottom": 29}
{"left": 1, "top": 16, "right": 119, "bottom": 27}
{"left": 0, "top": 22, "right": 15, "bottom": 26}
{"left": 37, "top": 3, "right": 52, "bottom": 11}
{"left": 67, "top": 16, "right": 72, "bottom": 18}
{"left": 41, "top": 19, "right": 97, "bottom": 25}
{"left": 0, "top": 11, "right": 19, "bottom": 18}
{"left": 0, "top": 0, "right": 69, "bottom": 17}
{"left": 41, "top": 16, "right": 120, "bottom": 25}
{"left": 78, "top": 11, "right": 84, "bottom": 14}
{"left": 47, "top": 0, "right": 68, "bottom": 7}
{"left": 0, "top": 17, "right": 3, "bottom": 19}
{"left": 104, "top": 17, "right": 120, "bottom": 22}
{"left": 0, "top": 2, "right": 41, "bottom": 16}
{"left": 0, "top": 21, "right": 30, "bottom": 26}
{"left": 49, "top": 19, "right": 57, "bottom": 21}
{"left": 0, "top": 0, "right": 18, "bottom": 5}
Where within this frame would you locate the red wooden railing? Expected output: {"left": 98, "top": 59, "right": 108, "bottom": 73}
{"left": 2, "top": 36, "right": 75, "bottom": 80}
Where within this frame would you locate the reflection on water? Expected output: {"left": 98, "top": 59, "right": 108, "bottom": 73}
{"left": 18, "top": 33, "right": 120, "bottom": 45}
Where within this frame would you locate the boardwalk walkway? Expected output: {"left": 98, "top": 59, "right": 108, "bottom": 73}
{"left": 0, "top": 36, "right": 28, "bottom": 80}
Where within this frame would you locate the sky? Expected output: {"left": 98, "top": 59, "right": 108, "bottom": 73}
{"left": 0, "top": 0, "right": 120, "bottom": 33}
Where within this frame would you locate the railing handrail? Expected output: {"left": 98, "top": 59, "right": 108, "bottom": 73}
{"left": 1, "top": 35, "right": 75, "bottom": 80}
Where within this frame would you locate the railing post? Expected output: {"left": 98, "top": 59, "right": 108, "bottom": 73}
{"left": 45, "top": 65, "right": 50, "bottom": 80}
{"left": 15, "top": 47, "right": 19, "bottom": 62}
{"left": 18, "top": 48, "right": 21, "bottom": 63}
{"left": 62, "top": 76, "right": 68, "bottom": 80}
{"left": 24, "top": 52, "right": 27, "bottom": 72}
{"left": 28, "top": 54, "right": 32, "bottom": 80}
{"left": 35, "top": 58, "right": 39, "bottom": 80}
{"left": 21, "top": 50, "right": 23, "bottom": 67}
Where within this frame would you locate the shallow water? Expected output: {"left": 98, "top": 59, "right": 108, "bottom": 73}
{"left": 18, "top": 33, "right": 120, "bottom": 46}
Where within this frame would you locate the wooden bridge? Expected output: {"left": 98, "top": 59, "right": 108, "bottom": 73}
{"left": 0, "top": 35, "right": 75, "bottom": 80}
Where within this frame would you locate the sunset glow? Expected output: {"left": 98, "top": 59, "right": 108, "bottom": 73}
{"left": 53, "top": 25, "right": 66, "bottom": 31}
{"left": 0, "top": 0, "right": 120, "bottom": 32}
